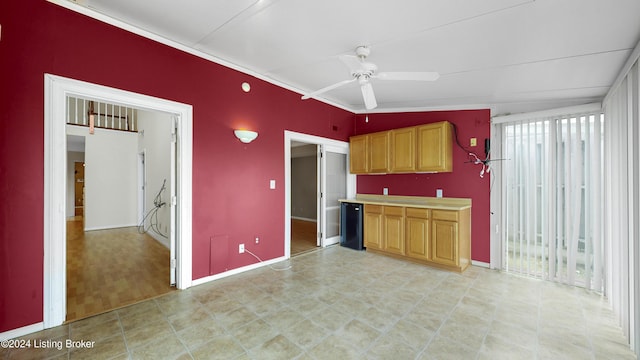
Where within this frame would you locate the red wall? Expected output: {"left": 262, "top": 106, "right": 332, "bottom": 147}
{"left": 354, "top": 110, "right": 491, "bottom": 263}
{"left": 0, "top": 1, "right": 354, "bottom": 332}
{"left": 0, "top": 1, "right": 492, "bottom": 334}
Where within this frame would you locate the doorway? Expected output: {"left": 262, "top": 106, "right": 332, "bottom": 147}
{"left": 44, "top": 74, "right": 193, "bottom": 329}
{"left": 284, "top": 131, "right": 355, "bottom": 259}
{"left": 64, "top": 99, "right": 178, "bottom": 321}
{"left": 290, "top": 142, "right": 319, "bottom": 255}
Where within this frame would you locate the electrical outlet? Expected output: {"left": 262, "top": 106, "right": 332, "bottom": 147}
{"left": 255, "top": 237, "right": 259, "bottom": 244}
{"left": 239, "top": 244, "right": 245, "bottom": 253}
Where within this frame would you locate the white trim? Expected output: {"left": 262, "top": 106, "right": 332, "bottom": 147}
{"left": 471, "top": 260, "right": 490, "bottom": 269}
{"left": 84, "top": 223, "right": 139, "bottom": 232}
{"left": 0, "top": 323, "right": 44, "bottom": 341}
{"left": 44, "top": 74, "right": 193, "bottom": 330}
{"left": 147, "top": 229, "right": 171, "bottom": 249}
{"left": 489, "top": 123, "right": 503, "bottom": 270}
{"left": 284, "top": 131, "right": 356, "bottom": 259}
{"left": 353, "top": 103, "right": 491, "bottom": 114}
{"left": 191, "top": 256, "right": 288, "bottom": 287}
{"left": 491, "top": 103, "right": 602, "bottom": 124}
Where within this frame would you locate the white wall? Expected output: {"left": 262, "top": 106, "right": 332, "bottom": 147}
{"left": 137, "top": 110, "right": 173, "bottom": 246}
{"left": 67, "top": 125, "right": 139, "bottom": 230}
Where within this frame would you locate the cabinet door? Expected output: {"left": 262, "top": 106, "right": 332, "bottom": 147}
{"left": 368, "top": 132, "right": 390, "bottom": 173}
{"left": 364, "top": 205, "right": 383, "bottom": 250}
{"left": 406, "top": 208, "right": 430, "bottom": 261}
{"left": 390, "top": 127, "right": 416, "bottom": 173}
{"left": 349, "top": 135, "right": 368, "bottom": 174}
{"left": 383, "top": 206, "right": 405, "bottom": 255}
{"left": 417, "top": 121, "right": 453, "bottom": 173}
{"left": 431, "top": 220, "right": 458, "bottom": 266}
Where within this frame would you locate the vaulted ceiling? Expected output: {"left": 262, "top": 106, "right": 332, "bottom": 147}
{"left": 63, "top": 0, "right": 640, "bottom": 115}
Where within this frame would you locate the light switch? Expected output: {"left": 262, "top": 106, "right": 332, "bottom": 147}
{"left": 269, "top": 180, "right": 276, "bottom": 189}
{"left": 436, "top": 189, "right": 443, "bottom": 198}
{"left": 383, "top": 188, "right": 389, "bottom": 195}
{"left": 470, "top": 138, "right": 477, "bottom": 147}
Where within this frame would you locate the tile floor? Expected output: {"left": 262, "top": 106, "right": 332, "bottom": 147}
{"left": 3, "top": 246, "right": 636, "bottom": 360}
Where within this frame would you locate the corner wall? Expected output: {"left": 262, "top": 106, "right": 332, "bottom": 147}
{"left": 353, "top": 110, "right": 491, "bottom": 263}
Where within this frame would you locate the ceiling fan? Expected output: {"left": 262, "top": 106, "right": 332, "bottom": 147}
{"left": 301, "top": 46, "right": 439, "bottom": 110}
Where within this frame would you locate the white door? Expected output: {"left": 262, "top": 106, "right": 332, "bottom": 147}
{"left": 319, "top": 145, "right": 348, "bottom": 246}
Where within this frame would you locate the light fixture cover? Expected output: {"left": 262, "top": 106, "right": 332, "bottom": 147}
{"left": 234, "top": 129, "right": 258, "bottom": 143}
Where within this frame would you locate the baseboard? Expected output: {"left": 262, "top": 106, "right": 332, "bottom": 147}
{"left": 291, "top": 216, "right": 317, "bottom": 223}
{"left": 471, "top": 260, "right": 490, "bottom": 268}
{"left": 84, "top": 223, "right": 138, "bottom": 232}
{"left": 0, "top": 322, "right": 44, "bottom": 341}
{"left": 192, "top": 255, "right": 288, "bottom": 287}
{"left": 147, "top": 229, "right": 170, "bottom": 249}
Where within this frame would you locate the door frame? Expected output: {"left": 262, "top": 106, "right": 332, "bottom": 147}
{"left": 138, "top": 150, "right": 147, "bottom": 225}
{"left": 284, "top": 131, "right": 355, "bottom": 258}
{"left": 44, "top": 74, "right": 193, "bottom": 328}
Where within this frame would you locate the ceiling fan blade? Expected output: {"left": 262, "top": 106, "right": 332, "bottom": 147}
{"left": 376, "top": 71, "right": 440, "bottom": 81}
{"left": 301, "top": 78, "right": 356, "bottom": 100}
{"left": 360, "top": 82, "right": 377, "bottom": 110}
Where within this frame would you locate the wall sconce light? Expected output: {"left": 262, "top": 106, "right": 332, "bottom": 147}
{"left": 234, "top": 129, "right": 258, "bottom": 143}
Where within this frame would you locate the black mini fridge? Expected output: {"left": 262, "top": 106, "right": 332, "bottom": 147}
{"left": 340, "top": 202, "right": 364, "bottom": 250}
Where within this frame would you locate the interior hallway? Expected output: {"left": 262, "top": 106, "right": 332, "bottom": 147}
{"left": 66, "top": 218, "right": 175, "bottom": 321}
{"left": 290, "top": 219, "right": 318, "bottom": 256}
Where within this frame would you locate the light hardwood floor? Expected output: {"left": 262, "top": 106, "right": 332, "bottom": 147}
{"left": 66, "top": 218, "right": 175, "bottom": 322}
{"left": 291, "top": 219, "right": 318, "bottom": 256}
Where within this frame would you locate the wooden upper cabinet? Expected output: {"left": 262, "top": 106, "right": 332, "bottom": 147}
{"left": 349, "top": 134, "right": 368, "bottom": 174}
{"left": 417, "top": 121, "right": 453, "bottom": 173}
{"left": 349, "top": 120, "right": 452, "bottom": 174}
{"left": 368, "top": 132, "right": 390, "bottom": 173}
{"left": 389, "top": 127, "right": 417, "bottom": 173}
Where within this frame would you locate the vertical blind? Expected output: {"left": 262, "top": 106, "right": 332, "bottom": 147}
{"left": 501, "top": 111, "right": 604, "bottom": 291}
{"left": 603, "top": 59, "right": 639, "bottom": 352}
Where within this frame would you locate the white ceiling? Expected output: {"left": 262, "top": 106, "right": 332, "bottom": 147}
{"left": 68, "top": 0, "right": 640, "bottom": 115}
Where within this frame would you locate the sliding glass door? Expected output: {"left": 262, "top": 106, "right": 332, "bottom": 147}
{"left": 501, "top": 111, "right": 604, "bottom": 291}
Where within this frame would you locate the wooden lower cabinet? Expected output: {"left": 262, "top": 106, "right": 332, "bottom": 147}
{"left": 431, "top": 219, "right": 458, "bottom": 266}
{"left": 364, "top": 205, "right": 383, "bottom": 250}
{"left": 383, "top": 206, "right": 405, "bottom": 255}
{"left": 405, "top": 208, "right": 430, "bottom": 261}
{"left": 363, "top": 204, "right": 470, "bottom": 272}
